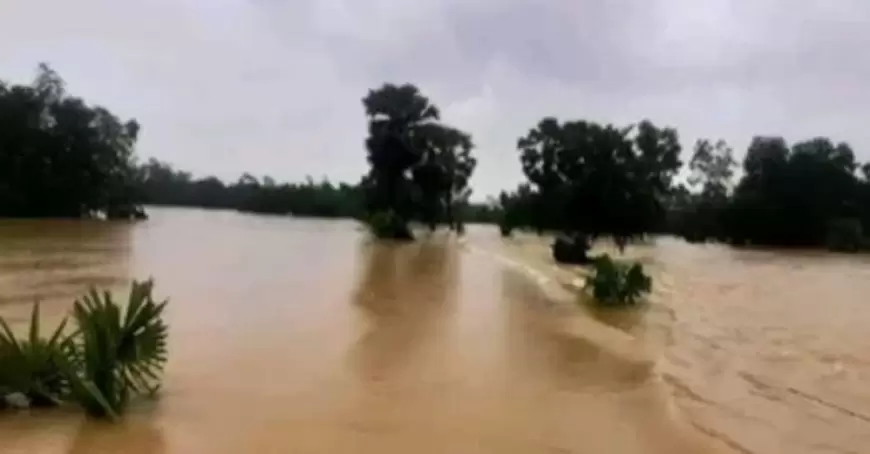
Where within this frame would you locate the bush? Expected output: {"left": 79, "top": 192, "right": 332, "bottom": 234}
{"left": 66, "top": 280, "right": 168, "bottom": 418}
{"left": 552, "top": 233, "right": 593, "bottom": 264}
{"left": 584, "top": 254, "right": 652, "bottom": 306}
{"left": 499, "top": 221, "right": 513, "bottom": 237}
{"left": 363, "top": 210, "right": 413, "bottom": 240}
{"left": 0, "top": 303, "right": 70, "bottom": 407}
{"left": 0, "top": 280, "right": 168, "bottom": 419}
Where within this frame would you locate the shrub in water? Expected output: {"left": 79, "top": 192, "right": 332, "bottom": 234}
{"left": 552, "top": 233, "right": 593, "bottom": 264}
{"left": 364, "top": 210, "right": 413, "bottom": 240}
{"left": 584, "top": 254, "right": 652, "bottom": 306}
{"left": 499, "top": 220, "right": 513, "bottom": 237}
{"left": 66, "top": 280, "right": 168, "bottom": 418}
{"left": 0, "top": 280, "right": 168, "bottom": 419}
{"left": 0, "top": 303, "right": 70, "bottom": 407}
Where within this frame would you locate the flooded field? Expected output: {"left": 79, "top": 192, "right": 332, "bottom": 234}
{"left": 1, "top": 208, "right": 867, "bottom": 453}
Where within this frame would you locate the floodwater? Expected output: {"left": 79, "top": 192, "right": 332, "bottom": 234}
{"left": 0, "top": 208, "right": 866, "bottom": 453}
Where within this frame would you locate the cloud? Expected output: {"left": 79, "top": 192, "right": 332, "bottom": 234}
{"left": 1, "top": 0, "right": 870, "bottom": 198}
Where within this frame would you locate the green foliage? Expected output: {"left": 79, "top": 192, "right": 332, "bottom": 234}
{"left": 0, "top": 280, "right": 168, "bottom": 419}
{"left": 0, "top": 303, "right": 70, "bottom": 407}
{"left": 66, "top": 280, "right": 168, "bottom": 417}
{"left": 552, "top": 234, "right": 592, "bottom": 264}
{"left": 361, "top": 83, "right": 477, "bottom": 235}
{"left": 584, "top": 255, "right": 652, "bottom": 306}
{"left": 0, "top": 64, "right": 144, "bottom": 218}
{"left": 498, "top": 184, "right": 540, "bottom": 233}
{"left": 363, "top": 210, "right": 413, "bottom": 240}
{"left": 515, "top": 117, "right": 682, "bottom": 241}
{"left": 668, "top": 135, "right": 870, "bottom": 249}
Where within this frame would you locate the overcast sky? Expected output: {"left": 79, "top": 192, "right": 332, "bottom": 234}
{"left": 1, "top": 0, "right": 869, "bottom": 199}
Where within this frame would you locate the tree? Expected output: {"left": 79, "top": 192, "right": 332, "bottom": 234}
{"left": 360, "top": 83, "right": 476, "bottom": 239}
{"left": 514, "top": 117, "right": 682, "bottom": 258}
{"left": 674, "top": 139, "right": 737, "bottom": 241}
{"left": 688, "top": 139, "right": 736, "bottom": 199}
{"left": 517, "top": 117, "right": 566, "bottom": 232}
{"left": 0, "top": 64, "right": 144, "bottom": 218}
{"left": 718, "top": 136, "right": 860, "bottom": 248}
{"left": 423, "top": 125, "right": 476, "bottom": 230}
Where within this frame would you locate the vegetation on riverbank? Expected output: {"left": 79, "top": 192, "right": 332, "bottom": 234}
{"left": 4, "top": 63, "right": 870, "bottom": 254}
{"left": 0, "top": 65, "right": 497, "bottom": 224}
{"left": 497, "top": 117, "right": 680, "bottom": 289}
{"left": 0, "top": 280, "right": 168, "bottom": 419}
{"left": 137, "top": 159, "right": 366, "bottom": 218}
{"left": 0, "top": 64, "right": 144, "bottom": 219}
{"left": 497, "top": 125, "right": 870, "bottom": 253}
{"left": 668, "top": 137, "right": 870, "bottom": 250}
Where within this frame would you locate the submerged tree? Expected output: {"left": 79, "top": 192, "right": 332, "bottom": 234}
{"left": 0, "top": 64, "right": 144, "bottom": 219}
{"left": 515, "top": 117, "right": 682, "bottom": 261}
{"left": 725, "top": 136, "right": 859, "bottom": 247}
{"left": 361, "top": 83, "right": 476, "bottom": 239}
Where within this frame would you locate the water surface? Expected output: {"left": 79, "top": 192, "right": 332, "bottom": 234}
{"left": 1, "top": 208, "right": 865, "bottom": 453}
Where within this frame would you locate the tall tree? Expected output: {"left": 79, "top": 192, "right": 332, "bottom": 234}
{"left": 688, "top": 139, "right": 736, "bottom": 199}
{"left": 0, "top": 64, "right": 144, "bottom": 218}
{"left": 514, "top": 117, "right": 682, "bottom": 252}
{"left": 360, "top": 83, "right": 476, "bottom": 238}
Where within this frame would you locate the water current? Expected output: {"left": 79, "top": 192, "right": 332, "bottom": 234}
{"left": 1, "top": 207, "right": 867, "bottom": 453}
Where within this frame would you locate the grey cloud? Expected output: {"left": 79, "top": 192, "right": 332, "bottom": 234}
{"left": 2, "top": 0, "right": 870, "bottom": 198}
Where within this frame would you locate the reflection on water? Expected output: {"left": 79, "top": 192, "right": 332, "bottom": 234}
{"left": 67, "top": 416, "right": 165, "bottom": 454}
{"left": 3, "top": 209, "right": 870, "bottom": 453}
{"left": 349, "top": 239, "right": 457, "bottom": 384}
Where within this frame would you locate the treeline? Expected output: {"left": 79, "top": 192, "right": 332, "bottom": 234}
{"left": 667, "top": 137, "right": 870, "bottom": 250}
{"left": 0, "top": 64, "right": 144, "bottom": 218}
{"left": 6, "top": 63, "right": 870, "bottom": 253}
{"left": 0, "top": 65, "right": 486, "bottom": 225}
{"left": 137, "top": 158, "right": 365, "bottom": 218}
{"left": 496, "top": 118, "right": 870, "bottom": 252}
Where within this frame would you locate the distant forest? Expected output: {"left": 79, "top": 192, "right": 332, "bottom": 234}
{"left": 3, "top": 64, "right": 870, "bottom": 251}
{"left": 135, "top": 158, "right": 501, "bottom": 224}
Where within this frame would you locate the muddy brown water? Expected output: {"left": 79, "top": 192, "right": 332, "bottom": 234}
{"left": 0, "top": 207, "right": 866, "bottom": 453}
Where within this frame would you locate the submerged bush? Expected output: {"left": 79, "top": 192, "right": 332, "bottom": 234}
{"left": 66, "top": 280, "right": 168, "bottom": 418}
{"left": 552, "top": 233, "right": 593, "bottom": 264}
{"left": 363, "top": 210, "right": 413, "bottom": 240}
{"left": 584, "top": 255, "right": 652, "bottom": 306}
{"left": 499, "top": 220, "right": 513, "bottom": 237}
{"left": 0, "top": 303, "right": 70, "bottom": 407}
{"left": 0, "top": 280, "right": 168, "bottom": 419}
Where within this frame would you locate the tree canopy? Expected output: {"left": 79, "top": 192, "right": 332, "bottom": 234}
{"left": 361, "top": 83, "right": 477, "bottom": 238}
{"left": 0, "top": 64, "right": 143, "bottom": 218}
{"left": 507, "top": 117, "right": 682, "bottom": 244}
{"left": 6, "top": 64, "right": 870, "bottom": 254}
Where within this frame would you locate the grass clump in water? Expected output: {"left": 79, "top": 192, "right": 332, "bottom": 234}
{"left": 0, "top": 280, "right": 168, "bottom": 420}
{"left": 583, "top": 254, "right": 652, "bottom": 306}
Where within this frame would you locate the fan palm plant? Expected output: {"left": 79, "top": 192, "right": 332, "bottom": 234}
{"left": 64, "top": 279, "right": 168, "bottom": 418}
{"left": 0, "top": 303, "right": 70, "bottom": 407}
